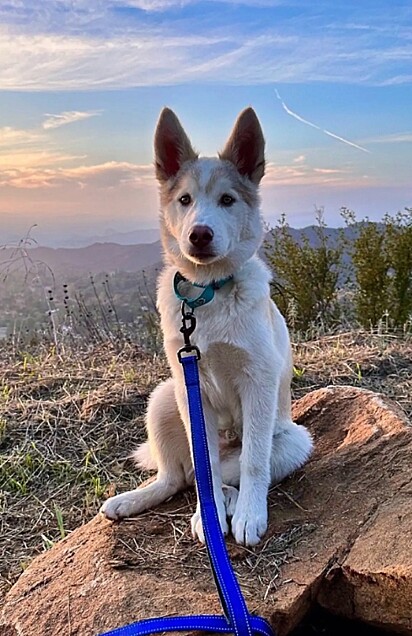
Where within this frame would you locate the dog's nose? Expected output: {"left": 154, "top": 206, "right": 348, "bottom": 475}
{"left": 189, "top": 225, "right": 214, "bottom": 249}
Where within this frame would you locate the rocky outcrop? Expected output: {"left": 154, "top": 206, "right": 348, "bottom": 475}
{"left": 1, "top": 386, "right": 411, "bottom": 636}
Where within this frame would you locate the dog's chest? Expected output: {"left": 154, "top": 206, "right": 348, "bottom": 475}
{"left": 197, "top": 341, "right": 248, "bottom": 424}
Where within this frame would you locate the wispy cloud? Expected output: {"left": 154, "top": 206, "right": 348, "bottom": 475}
{"left": 0, "top": 124, "right": 87, "bottom": 171}
{"left": 0, "top": 161, "right": 155, "bottom": 189}
{"left": 0, "top": 126, "right": 42, "bottom": 148}
{"left": 121, "top": 0, "right": 283, "bottom": 9}
{"left": 0, "top": 30, "right": 234, "bottom": 90}
{"left": 360, "top": 132, "right": 412, "bottom": 144}
{"left": 262, "top": 160, "right": 369, "bottom": 188}
{"left": 119, "top": 0, "right": 192, "bottom": 10}
{"left": 0, "top": 150, "right": 86, "bottom": 171}
{"left": 42, "top": 110, "right": 102, "bottom": 130}
{"left": 0, "top": 1, "right": 410, "bottom": 90}
{"left": 274, "top": 89, "right": 370, "bottom": 153}
{"left": 293, "top": 154, "right": 306, "bottom": 164}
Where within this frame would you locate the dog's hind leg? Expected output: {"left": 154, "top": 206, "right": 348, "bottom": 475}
{"left": 101, "top": 378, "right": 193, "bottom": 521}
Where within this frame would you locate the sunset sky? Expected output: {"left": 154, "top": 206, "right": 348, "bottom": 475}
{"left": 1, "top": 0, "right": 411, "bottom": 246}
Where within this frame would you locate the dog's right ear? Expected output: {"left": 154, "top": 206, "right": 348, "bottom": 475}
{"left": 154, "top": 108, "right": 198, "bottom": 182}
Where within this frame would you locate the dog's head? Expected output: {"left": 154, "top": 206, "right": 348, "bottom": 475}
{"left": 154, "top": 107, "right": 265, "bottom": 282}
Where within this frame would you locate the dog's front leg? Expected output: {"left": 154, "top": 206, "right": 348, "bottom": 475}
{"left": 232, "top": 375, "right": 277, "bottom": 546}
{"left": 174, "top": 384, "right": 228, "bottom": 543}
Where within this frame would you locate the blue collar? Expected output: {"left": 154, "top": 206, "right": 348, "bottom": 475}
{"left": 173, "top": 271, "right": 233, "bottom": 310}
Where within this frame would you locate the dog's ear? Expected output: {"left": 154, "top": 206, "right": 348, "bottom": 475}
{"left": 154, "top": 108, "right": 198, "bottom": 182}
{"left": 220, "top": 108, "right": 265, "bottom": 184}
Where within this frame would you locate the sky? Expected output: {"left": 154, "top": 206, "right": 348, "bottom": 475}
{"left": 0, "top": 0, "right": 411, "bottom": 246}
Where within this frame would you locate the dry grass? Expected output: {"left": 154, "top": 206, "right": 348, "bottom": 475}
{"left": 291, "top": 330, "right": 412, "bottom": 420}
{"left": 0, "top": 342, "right": 169, "bottom": 598}
{"left": 1, "top": 330, "right": 411, "bottom": 600}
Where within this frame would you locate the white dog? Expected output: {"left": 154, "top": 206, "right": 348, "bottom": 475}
{"left": 101, "top": 107, "right": 313, "bottom": 546}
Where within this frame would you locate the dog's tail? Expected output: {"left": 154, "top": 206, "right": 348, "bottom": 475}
{"left": 221, "top": 421, "right": 313, "bottom": 487}
{"left": 132, "top": 442, "right": 157, "bottom": 471}
{"left": 270, "top": 422, "right": 313, "bottom": 483}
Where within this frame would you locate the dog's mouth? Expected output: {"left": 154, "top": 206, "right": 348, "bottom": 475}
{"left": 187, "top": 249, "right": 218, "bottom": 263}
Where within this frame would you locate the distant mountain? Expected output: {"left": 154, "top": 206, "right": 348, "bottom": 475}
{"left": 0, "top": 241, "right": 162, "bottom": 278}
{"left": 56, "top": 228, "right": 160, "bottom": 248}
{"left": 0, "top": 224, "right": 364, "bottom": 282}
{"left": 0, "top": 224, "right": 161, "bottom": 249}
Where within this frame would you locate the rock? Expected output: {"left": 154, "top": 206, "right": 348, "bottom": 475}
{"left": 318, "top": 484, "right": 412, "bottom": 633}
{"left": 1, "top": 386, "right": 411, "bottom": 636}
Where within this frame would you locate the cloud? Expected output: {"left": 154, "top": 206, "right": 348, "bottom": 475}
{"left": 0, "top": 30, "right": 234, "bottom": 90}
{"left": 262, "top": 160, "right": 372, "bottom": 188}
{"left": 0, "top": 150, "right": 86, "bottom": 171}
{"left": 0, "top": 126, "right": 42, "bottom": 148}
{"left": 0, "top": 2, "right": 410, "bottom": 90}
{"left": 0, "top": 161, "right": 155, "bottom": 189}
{"left": 0, "top": 125, "right": 85, "bottom": 170}
{"left": 119, "top": 0, "right": 192, "bottom": 10}
{"left": 42, "top": 110, "right": 102, "bottom": 130}
{"left": 120, "top": 0, "right": 283, "bottom": 9}
{"left": 359, "top": 132, "right": 412, "bottom": 144}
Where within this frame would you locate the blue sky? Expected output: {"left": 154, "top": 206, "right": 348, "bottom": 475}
{"left": 0, "top": 0, "right": 411, "bottom": 245}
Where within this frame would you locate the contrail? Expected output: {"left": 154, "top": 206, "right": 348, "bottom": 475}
{"left": 274, "top": 89, "right": 370, "bottom": 154}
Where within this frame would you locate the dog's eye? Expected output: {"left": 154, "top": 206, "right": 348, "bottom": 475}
{"left": 179, "top": 194, "right": 192, "bottom": 206}
{"left": 220, "top": 194, "right": 235, "bottom": 207}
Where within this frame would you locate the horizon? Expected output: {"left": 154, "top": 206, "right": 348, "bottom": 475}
{"left": 1, "top": 0, "right": 411, "bottom": 247}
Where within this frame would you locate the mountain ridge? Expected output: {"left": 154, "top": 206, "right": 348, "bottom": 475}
{"left": 1, "top": 224, "right": 362, "bottom": 278}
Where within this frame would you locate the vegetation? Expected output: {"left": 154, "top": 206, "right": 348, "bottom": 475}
{"left": 265, "top": 209, "right": 346, "bottom": 331}
{"left": 266, "top": 207, "right": 412, "bottom": 332}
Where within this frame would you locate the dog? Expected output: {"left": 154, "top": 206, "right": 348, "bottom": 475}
{"left": 101, "top": 107, "right": 313, "bottom": 546}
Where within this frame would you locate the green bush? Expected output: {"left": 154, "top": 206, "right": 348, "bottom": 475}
{"left": 344, "top": 208, "right": 412, "bottom": 328}
{"left": 385, "top": 209, "right": 412, "bottom": 326}
{"left": 265, "top": 210, "right": 345, "bottom": 331}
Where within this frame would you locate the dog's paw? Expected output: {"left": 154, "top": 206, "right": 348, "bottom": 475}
{"left": 191, "top": 510, "right": 206, "bottom": 543}
{"left": 223, "top": 484, "right": 238, "bottom": 518}
{"left": 191, "top": 498, "right": 229, "bottom": 543}
{"left": 100, "top": 492, "right": 139, "bottom": 520}
{"left": 231, "top": 504, "right": 267, "bottom": 546}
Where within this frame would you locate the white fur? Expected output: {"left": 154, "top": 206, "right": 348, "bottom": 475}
{"left": 101, "top": 108, "right": 313, "bottom": 546}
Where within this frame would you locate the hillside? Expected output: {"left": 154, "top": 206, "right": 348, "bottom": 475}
{"left": 0, "top": 241, "right": 163, "bottom": 277}
{"left": 1, "top": 224, "right": 360, "bottom": 278}
{"left": 0, "top": 221, "right": 388, "bottom": 340}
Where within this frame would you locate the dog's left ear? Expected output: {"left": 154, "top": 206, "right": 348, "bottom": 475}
{"left": 219, "top": 108, "right": 265, "bottom": 184}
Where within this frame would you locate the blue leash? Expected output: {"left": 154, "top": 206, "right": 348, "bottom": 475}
{"left": 99, "top": 306, "right": 275, "bottom": 636}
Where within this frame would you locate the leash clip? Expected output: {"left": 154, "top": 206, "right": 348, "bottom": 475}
{"left": 178, "top": 302, "right": 201, "bottom": 361}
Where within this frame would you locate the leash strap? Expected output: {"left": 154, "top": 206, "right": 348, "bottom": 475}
{"left": 100, "top": 614, "right": 273, "bottom": 636}
{"left": 180, "top": 353, "right": 255, "bottom": 636}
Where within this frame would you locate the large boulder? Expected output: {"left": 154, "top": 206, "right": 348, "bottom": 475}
{"left": 1, "top": 386, "right": 411, "bottom": 636}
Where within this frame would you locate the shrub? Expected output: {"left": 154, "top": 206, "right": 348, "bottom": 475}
{"left": 343, "top": 207, "right": 412, "bottom": 328}
{"left": 265, "top": 209, "right": 345, "bottom": 331}
{"left": 385, "top": 209, "right": 412, "bottom": 326}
